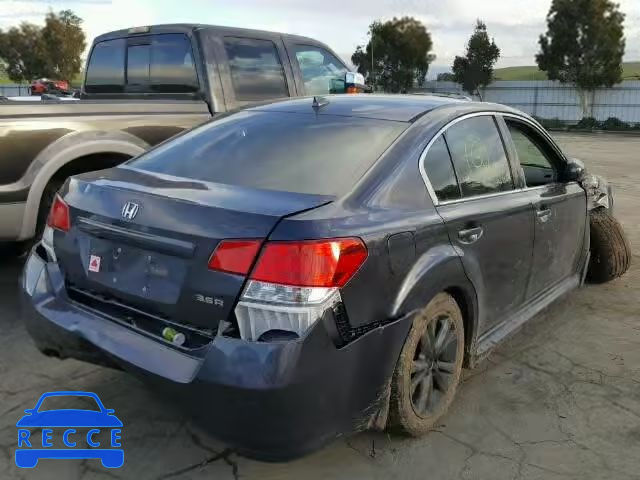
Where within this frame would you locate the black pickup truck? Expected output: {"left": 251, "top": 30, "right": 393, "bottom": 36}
{"left": 0, "top": 24, "right": 361, "bottom": 242}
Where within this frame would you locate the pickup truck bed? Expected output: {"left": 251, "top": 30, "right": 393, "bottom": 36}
{"left": 0, "top": 100, "right": 210, "bottom": 240}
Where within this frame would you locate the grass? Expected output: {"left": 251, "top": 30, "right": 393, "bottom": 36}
{"left": 494, "top": 62, "right": 640, "bottom": 81}
{"left": 0, "top": 73, "right": 14, "bottom": 85}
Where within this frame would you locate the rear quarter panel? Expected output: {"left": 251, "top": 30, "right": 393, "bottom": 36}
{"left": 271, "top": 114, "right": 478, "bottom": 343}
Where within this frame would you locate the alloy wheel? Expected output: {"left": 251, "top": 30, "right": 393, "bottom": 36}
{"left": 410, "top": 314, "right": 459, "bottom": 416}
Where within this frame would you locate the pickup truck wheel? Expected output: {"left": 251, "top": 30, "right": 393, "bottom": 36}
{"left": 388, "top": 292, "right": 464, "bottom": 436}
{"left": 586, "top": 208, "right": 631, "bottom": 284}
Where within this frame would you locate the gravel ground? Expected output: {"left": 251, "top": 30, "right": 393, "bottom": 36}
{"left": 0, "top": 132, "right": 638, "bottom": 480}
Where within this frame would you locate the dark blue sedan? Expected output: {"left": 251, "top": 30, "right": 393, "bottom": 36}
{"left": 21, "top": 94, "right": 630, "bottom": 460}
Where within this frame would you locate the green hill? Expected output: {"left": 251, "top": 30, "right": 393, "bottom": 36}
{"left": 494, "top": 62, "right": 640, "bottom": 81}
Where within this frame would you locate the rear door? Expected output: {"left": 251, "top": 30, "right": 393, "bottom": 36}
{"left": 421, "top": 114, "right": 536, "bottom": 333}
{"left": 206, "top": 30, "right": 297, "bottom": 109}
{"left": 84, "top": 33, "right": 201, "bottom": 97}
{"left": 500, "top": 116, "right": 587, "bottom": 298}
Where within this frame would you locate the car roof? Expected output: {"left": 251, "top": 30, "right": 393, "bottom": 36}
{"left": 249, "top": 94, "right": 517, "bottom": 123}
{"left": 94, "top": 23, "right": 324, "bottom": 46}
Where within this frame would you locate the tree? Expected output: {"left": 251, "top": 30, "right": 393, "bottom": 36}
{"left": 437, "top": 72, "right": 455, "bottom": 82}
{"left": 536, "top": 0, "right": 625, "bottom": 117}
{"left": 0, "top": 23, "right": 48, "bottom": 82}
{"left": 0, "top": 10, "right": 86, "bottom": 83}
{"left": 452, "top": 20, "right": 500, "bottom": 97}
{"left": 41, "top": 10, "right": 86, "bottom": 81}
{"left": 351, "top": 17, "right": 435, "bottom": 93}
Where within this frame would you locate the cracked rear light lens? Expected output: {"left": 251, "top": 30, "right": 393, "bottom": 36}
{"left": 47, "top": 194, "right": 70, "bottom": 232}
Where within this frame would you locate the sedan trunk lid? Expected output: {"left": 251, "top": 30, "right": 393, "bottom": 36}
{"left": 54, "top": 167, "right": 332, "bottom": 334}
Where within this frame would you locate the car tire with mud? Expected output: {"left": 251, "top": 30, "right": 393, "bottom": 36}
{"left": 388, "top": 292, "right": 465, "bottom": 436}
{"left": 586, "top": 208, "right": 631, "bottom": 284}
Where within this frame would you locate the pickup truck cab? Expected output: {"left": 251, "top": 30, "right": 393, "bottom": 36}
{"left": 0, "top": 24, "right": 359, "bottom": 242}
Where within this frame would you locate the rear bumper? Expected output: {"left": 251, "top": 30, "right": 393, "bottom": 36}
{"left": 20, "top": 251, "right": 412, "bottom": 460}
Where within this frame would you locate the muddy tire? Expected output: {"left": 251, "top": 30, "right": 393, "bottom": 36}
{"left": 586, "top": 208, "right": 631, "bottom": 284}
{"left": 388, "top": 293, "right": 464, "bottom": 436}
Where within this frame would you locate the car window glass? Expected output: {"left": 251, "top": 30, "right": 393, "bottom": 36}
{"left": 128, "top": 111, "right": 407, "bottom": 196}
{"left": 37, "top": 395, "right": 101, "bottom": 412}
{"left": 85, "top": 39, "right": 125, "bottom": 93}
{"left": 507, "top": 122, "right": 558, "bottom": 187}
{"left": 445, "top": 116, "right": 514, "bottom": 197}
{"left": 150, "top": 34, "right": 199, "bottom": 92}
{"left": 293, "top": 44, "right": 348, "bottom": 95}
{"left": 223, "top": 37, "right": 289, "bottom": 101}
{"left": 126, "top": 44, "right": 150, "bottom": 86}
{"left": 422, "top": 136, "right": 461, "bottom": 201}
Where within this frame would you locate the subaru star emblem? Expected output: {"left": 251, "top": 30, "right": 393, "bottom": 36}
{"left": 121, "top": 202, "right": 139, "bottom": 220}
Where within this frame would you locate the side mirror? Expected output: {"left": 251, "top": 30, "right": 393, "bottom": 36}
{"left": 564, "top": 157, "right": 586, "bottom": 182}
{"left": 329, "top": 72, "right": 366, "bottom": 94}
{"left": 344, "top": 72, "right": 365, "bottom": 93}
{"left": 23, "top": 409, "right": 34, "bottom": 415}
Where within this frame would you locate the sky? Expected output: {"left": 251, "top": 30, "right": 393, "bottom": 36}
{"left": 1, "top": 0, "right": 639, "bottom": 78}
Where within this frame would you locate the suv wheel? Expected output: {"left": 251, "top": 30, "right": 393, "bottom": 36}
{"left": 388, "top": 292, "right": 464, "bottom": 436}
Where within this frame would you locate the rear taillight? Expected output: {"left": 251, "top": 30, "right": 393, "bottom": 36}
{"left": 208, "top": 240, "right": 262, "bottom": 275}
{"left": 251, "top": 238, "right": 367, "bottom": 288}
{"left": 234, "top": 238, "right": 367, "bottom": 342}
{"left": 47, "top": 194, "right": 70, "bottom": 232}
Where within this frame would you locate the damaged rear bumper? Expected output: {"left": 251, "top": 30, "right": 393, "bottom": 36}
{"left": 20, "top": 250, "right": 412, "bottom": 460}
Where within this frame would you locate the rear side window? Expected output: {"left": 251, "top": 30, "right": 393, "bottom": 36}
{"left": 149, "top": 34, "right": 198, "bottom": 92}
{"left": 444, "top": 116, "right": 514, "bottom": 197}
{"left": 127, "top": 111, "right": 407, "bottom": 196}
{"left": 85, "top": 39, "right": 125, "bottom": 93}
{"left": 422, "top": 137, "right": 461, "bottom": 202}
{"left": 86, "top": 34, "right": 198, "bottom": 93}
{"left": 293, "top": 44, "right": 348, "bottom": 95}
{"left": 223, "top": 37, "right": 289, "bottom": 101}
{"left": 126, "top": 44, "right": 150, "bottom": 87}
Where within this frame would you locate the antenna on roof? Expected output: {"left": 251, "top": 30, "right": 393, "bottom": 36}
{"left": 312, "top": 96, "right": 329, "bottom": 110}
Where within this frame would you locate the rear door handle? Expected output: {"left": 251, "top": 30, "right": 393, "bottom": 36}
{"left": 458, "top": 227, "right": 483, "bottom": 244}
{"left": 536, "top": 208, "right": 552, "bottom": 223}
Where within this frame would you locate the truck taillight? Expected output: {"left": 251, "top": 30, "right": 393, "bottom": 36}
{"left": 47, "top": 194, "right": 70, "bottom": 232}
{"left": 234, "top": 238, "right": 367, "bottom": 341}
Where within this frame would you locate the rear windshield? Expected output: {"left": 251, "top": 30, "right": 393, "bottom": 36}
{"left": 127, "top": 111, "right": 406, "bottom": 196}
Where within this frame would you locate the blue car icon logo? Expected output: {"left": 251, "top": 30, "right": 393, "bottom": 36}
{"left": 16, "top": 391, "right": 123, "bottom": 468}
